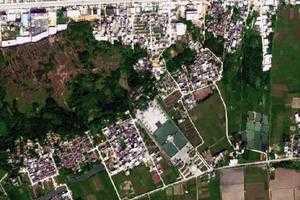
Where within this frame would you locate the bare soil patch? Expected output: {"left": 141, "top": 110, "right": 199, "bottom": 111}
{"left": 92, "top": 176, "right": 102, "bottom": 192}
{"left": 291, "top": 97, "right": 300, "bottom": 109}
{"left": 270, "top": 168, "right": 300, "bottom": 200}
{"left": 220, "top": 168, "right": 244, "bottom": 200}
{"left": 272, "top": 84, "right": 288, "bottom": 98}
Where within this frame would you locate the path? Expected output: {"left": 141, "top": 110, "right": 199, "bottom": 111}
{"left": 214, "top": 82, "right": 234, "bottom": 148}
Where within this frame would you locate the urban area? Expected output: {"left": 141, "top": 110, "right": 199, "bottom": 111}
{"left": 0, "top": 0, "right": 300, "bottom": 200}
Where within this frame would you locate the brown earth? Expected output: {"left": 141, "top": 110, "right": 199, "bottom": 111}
{"left": 0, "top": 34, "right": 81, "bottom": 109}
{"left": 220, "top": 168, "right": 244, "bottom": 200}
{"left": 271, "top": 84, "right": 288, "bottom": 98}
{"left": 270, "top": 168, "right": 300, "bottom": 200}
{"left": 92, "top": 176, "right": 102, "bottom": 191}
{"left": 0, "top": 29, "right": 122, "bottom": 111}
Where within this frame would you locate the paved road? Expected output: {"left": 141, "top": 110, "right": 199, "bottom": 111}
{"left": 129, "top": 157, "right": 300, "bottom": 200}
{"left": 215, "top": 156, "right": 300, "bottom": 170}
{"left": 0, "top": 0, "right": 164, "bottom": 10}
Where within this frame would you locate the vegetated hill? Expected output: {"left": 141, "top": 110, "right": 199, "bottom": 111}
{"left": 0, "top": 22, "right": 157, "bottom": 155}
{"left": 0, "top": 22, "right": 124, "bottom": 112}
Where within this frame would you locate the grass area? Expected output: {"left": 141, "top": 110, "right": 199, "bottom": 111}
{"left": 70, "top": 171, "right": 118, "bottom": 200}
{"left": 0, "top": 121, "right": 7, "bottom": 137}
{"left": 238, "top": 150, "right": 262, "bottom": 163}
{"left": 273, "top": 161, "right": 300, "bottom": 171}
{"left": 0, "top": 169, "right": 6, "bottom": 179}
{"left": 208, "top": 175, "right": 221, "bottom": 200}
{"left": 2, "top": 177, "right": 32, "bottom": 200}
{"left": 149, "top": 186, "right": 172, "bottom": 200}
{"left": 189, "top": 93, "right": 231, "bottom": 154}
{"left": 160, "top": 159, "right": 181, "bottom": 185}
{"left": 244, "top": 166, "right": 269, "bottom": 200}
{"left": 150, "top": 176, "right": 218, "bottom": 200}
{"left": 271, "top": 5, "right": 300, "bottom": 147}
{"left": 163, "top": 42, "right": 196, "bottom": 73}
{"left": 112, "top": 165, "right": 158, "bottom": 198}
{"left": 57, "top": 169, "right": 118, "bottom": 200}
{"left": 220, "top": 13, "right": 270, "bottom": 149}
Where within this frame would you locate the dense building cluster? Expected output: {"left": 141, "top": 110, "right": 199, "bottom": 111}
{"left": 206, "top": 0, "right": 229, "bottom": 37}
{"left": 100, "top": 118, "right": 147, "bottom": 175}
{"left": 173, "top": 49, "right": 222, "bottom": 96}
{"left": 12, "top": 141, "right": 58, "bottom": 186}
{"left": 224, "top": 0, "right": 249, "bottom": 52}
{"left": 25, "top": 151, "right": 58, "bottom": 185}
{"left": 54, "top": 135, "right": 98, "bottom": 171}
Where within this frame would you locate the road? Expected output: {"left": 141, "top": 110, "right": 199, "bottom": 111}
{"left": 128, "top": 156, "right": 300, "bottom": 200}
{"left": 0, "top": 0, "right": 164, "bottom": 11}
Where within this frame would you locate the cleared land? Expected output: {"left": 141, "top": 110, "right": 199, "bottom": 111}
{"left": 271, "top": 5, "right": 300, "bottom": 147}
{"left": 189, "top": 93, "right": 231, "bottom": 155}
{"left": 220, "top": 168, "right": 244, "bottom": 200}
{"left": 269, "top": 168, "right": 300, "bottom": 200}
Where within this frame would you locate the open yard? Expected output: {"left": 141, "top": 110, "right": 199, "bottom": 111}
{"left": 189, "top": 92, "right": 231, "bottom": 155}
{"left": 271, "top": 5, "right": 300, "bottom": 147}
{"left": 112, "top": 165, "right": 159, "bottom": 199}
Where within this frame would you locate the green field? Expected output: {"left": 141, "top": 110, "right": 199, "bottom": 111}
{"left": 238, "top": 150, "right": 262, "bottom": 163}
{"left": 57, "top": 169, "right": 118, "bottom": 200}
{"left": 112, "top": 165, "right": 158, "bottom": 198}
{"left": 160, "top": 159, "right": 181, "bottom": 185}
{"left": 150, "top": 178, "right": 199, "bottom": 200}
{"left": 2, "top": 178, "right": 32, "bottom": 200}
{"left": 189, "top": 93, "right": 231, "bottom": 154}
{"left": 220, "top": 13, "right": 271, "bottom": 151}
{"left": 244, "top": 166, "right": 269, "bottom": 200}
{"left": 149, "top": 176, "right": 219, "bottom": 200}
{"left": 271, "top": 5, "right": 300, "bottom": 147}
{"left": 70, "top": 171, "right": 118, "bottom": 200}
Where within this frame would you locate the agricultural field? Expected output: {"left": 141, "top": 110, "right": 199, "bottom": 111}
{"left": 159, "top": 158, "right": 181, "bottom": 185}
{"left": 189, "top": 93, "right": 231, "bottom": 155}
{"left": 112, "top": 165, "right": 159, "bottom": 199}
{"left": 220, "top": 166, "right": 269, "bottom": 200}
{"left": 220, "top": 168, "right": 244, "bottom": 200}
{"left": 69, "top": 171, "right": 118, "bottom": 200}
{"left": 244, "top": 166, "right": 269, "bottom": 200}
{"left": 269, "top": 167, "right": 300, "bottom": 200}
{"left": 271, "top": 5, "right": 300, "bottom": 147}
{"left": 56, "top": 169, "right": 118, "bottom": 200}
{"left": 149, "top": 176, "right": 220, "bottom": 200}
